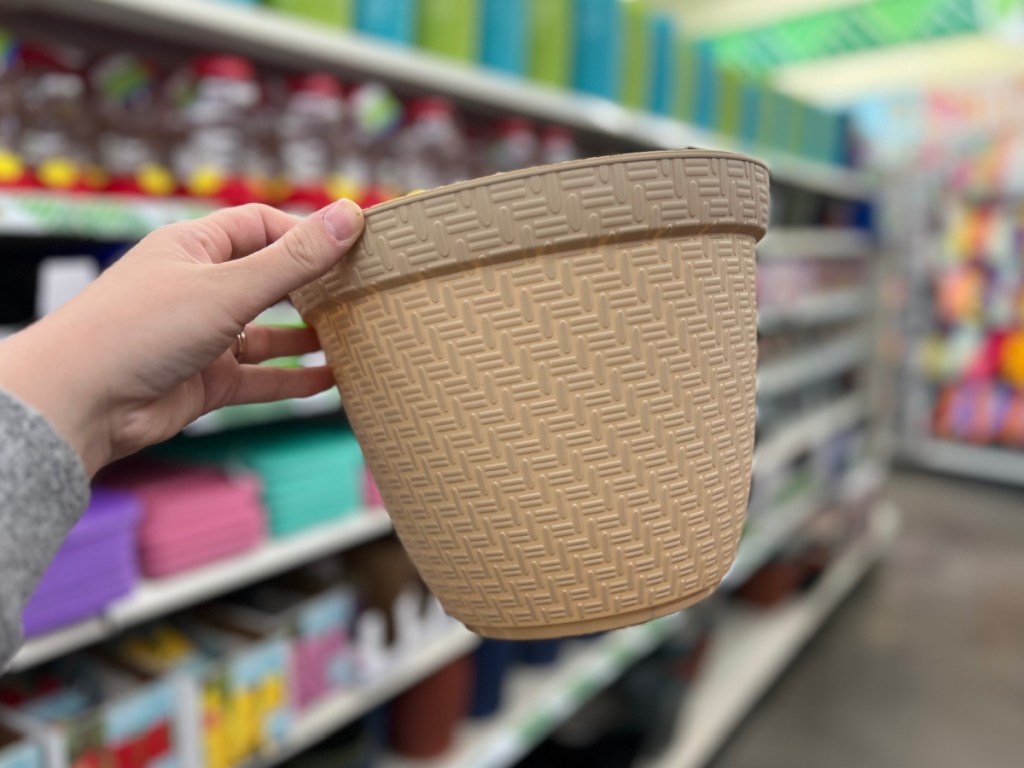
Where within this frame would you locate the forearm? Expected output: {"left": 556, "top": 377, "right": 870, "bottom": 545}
{"left": 0, "top": 387, "right": 90, "bottom": 669}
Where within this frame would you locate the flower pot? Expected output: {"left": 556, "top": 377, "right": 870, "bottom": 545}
{"left": 292, "top": 149, "right": 768, "bottom": 639}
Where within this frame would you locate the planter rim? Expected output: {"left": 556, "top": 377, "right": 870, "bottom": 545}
{"left": 292, "top": 148, "right": 769, "bottom": 311}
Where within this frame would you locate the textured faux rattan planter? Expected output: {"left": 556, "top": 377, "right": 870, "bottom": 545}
{"left": 292, "top": 149, "right": 770, "bottom": 639}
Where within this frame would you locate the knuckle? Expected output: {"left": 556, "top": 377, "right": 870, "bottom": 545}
{"left": 285, "top": 226, "right": 324, "bottom": 274}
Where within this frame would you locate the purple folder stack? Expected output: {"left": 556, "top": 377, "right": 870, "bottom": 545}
{"left": 22, "top": 489, "right": 140, "bottom": 637}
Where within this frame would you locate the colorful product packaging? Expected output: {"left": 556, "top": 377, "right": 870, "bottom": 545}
{"left": 619, "top": 0, "right": 651, "bottom": 110}
{"left": 355, "top": 0, "right": 417, "bottom": 44}
{"left": 648, "top": 12, "right": 676, "bottom": 115}
{"left": 0, "top": 722, "right": 44, "bottom": 768}
{"left": 265, "top": 0, "right": 354, "bottom": 27}
{"left": 528, "top": 0, "right": 573, "bottom": 87}
{"left": 0, "top": 655, "right": 188, "bottom": 768}
{"left": 419, "top": 0, "right": 479, "bottom": 61}
{"left": 572, "top": 0, "right": 621, "bottom": 99}
{"left": 480, "top": 0, "right": 528, "bottom": 75}
{"left": 21, "top": 489, "right": 140, "bottom": 638}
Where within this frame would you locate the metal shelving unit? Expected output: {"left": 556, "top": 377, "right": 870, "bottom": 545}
{"left": 0, "top": 4, "right": 891, "bottom": 765}
{"left": 757, "top": 332, "right": 871, "bottom": 399}
{"left": 255, "top": 624, "right": 481, "bottom": 768}
{"left": 4, "top": 0, "right": 875, "bottom": 201}
{"left": 641, "top": 502, "right": 900, "bottom": 768}
{"left": 10, "top": 511, "right": 393, "bottom": 670}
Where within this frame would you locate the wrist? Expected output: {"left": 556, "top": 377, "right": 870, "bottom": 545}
{"left": 0, "top": 321, "right": 112, "bottom": 477}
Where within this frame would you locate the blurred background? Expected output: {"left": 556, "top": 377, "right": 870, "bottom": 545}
{"left": 0, "top": 1, "right": 1021, "bottom": 767}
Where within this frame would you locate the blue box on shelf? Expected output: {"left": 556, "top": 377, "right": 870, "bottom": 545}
{"left": 481, "top": 0, "right": 528, "bottom": 75}
{"left": 356, "top": 0, "right": 417, "bottom": 44}
{"left": 648, "top": 12, "right": 676, "bottom": 115}
{"left": 573, "top": 0, "right": 621, "bottom": 99}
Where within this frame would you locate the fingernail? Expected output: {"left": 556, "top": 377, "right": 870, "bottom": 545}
{"left": 321, "top": 199, "right": 363, "bottom": 243}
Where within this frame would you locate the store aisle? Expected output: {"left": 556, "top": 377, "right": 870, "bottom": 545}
{"left": 712, "top": 470, "right": 1024, "bottom": 768}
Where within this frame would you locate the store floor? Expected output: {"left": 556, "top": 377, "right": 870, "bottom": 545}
{"left": 712, "top": 469, "right": 1024, "bottom": 768}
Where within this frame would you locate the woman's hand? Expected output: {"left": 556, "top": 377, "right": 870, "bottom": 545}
{"left": 0, "top": 200, "right": 364, "bottom": 477}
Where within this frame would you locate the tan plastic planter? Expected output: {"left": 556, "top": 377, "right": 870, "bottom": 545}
{"left": 292, "top": 149, "right": 769, "bottom": 639}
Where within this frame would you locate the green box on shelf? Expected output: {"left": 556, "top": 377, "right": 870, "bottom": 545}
{"left": 529, "top": 0, "right": 573, "bottom": 87}
{"left": 715, "top": 66, "right": 744, "bottom": 138}
{"left": 674, "top": 40, "right": 699, "bottom": 123}
{"left": 265, "top": 0, "right": 353, "bottom": 27}
{"left": 619, "top": 0, "right": 651, "bottom": 110}
{"left": 420, "top": 0, "right": 480, "bottom": 61}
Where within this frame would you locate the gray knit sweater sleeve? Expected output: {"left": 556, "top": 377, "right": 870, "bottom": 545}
{"left": 0, "top": 388, "right": 90, "bottom": 669}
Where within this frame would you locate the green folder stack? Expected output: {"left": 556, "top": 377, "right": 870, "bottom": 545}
{"left": 265, "top": 0, "right": 353, "bottom": 28}
{"left": 529, "top": 0, "right": 573, "bottom": 87}
{"left": 420, "top": 0, "right": 480, "bottom": 61}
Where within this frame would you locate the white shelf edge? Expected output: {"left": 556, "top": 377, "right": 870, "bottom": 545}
{"left": 11, "top": 511, "right": 393, "bottom": 671}
{"left": 754, "top": 393, "right": 867, "bottom": 475}
{"left": 758, "top": 228, "right": 876, "bottom": 261}
{"left": 0, "top": 190, "right": 215, "bottom": 239}
{"left": 906, "top": 439, "right": 1024, "bottom": 488}
{"left": 184, "top": 389, "right": 342, "bottom": 436}
{"left": 24, "top": 0, "right": 876, "bottom": 200}
{"left": 255, "top": 624, "right": 481, "bottom": 768}
{"left": 382, "top": 615, "right": 686, "bottom": 768}
{"left": 642, "top": 501, "right": 901, "bottom": 768}
{"left": 758, "top": 333, "right": 870, "bottom": 399}
{"left": 758, "top": 288, "right": 869, "bottom": 331}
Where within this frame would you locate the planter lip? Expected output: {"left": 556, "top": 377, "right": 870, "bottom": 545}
{"left": 292, "top": 147, "right": 769, "bottom": 311}
{"left": 361, "top": 147, "right": 768, "bottom": 218}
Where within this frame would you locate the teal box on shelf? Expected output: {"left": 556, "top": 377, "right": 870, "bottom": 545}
{"left": 648, "top": 13, "right": 676, "bottom": 115}
{"left": 739, "top": 78, "right": 762, "bottom": 146}
{"left": 573, "top": 0, "right": 621, "bottom": 99}
{"left": 0, "top": 722, "right": 43, "bottom": 768}
{"left": 693, "top": 41, "right": 718, "bottom": 128}
{"left": 481, "top": 0, "right": 528, "bottom": 74}
{"left": 155, "top": 423, "right": 367, "bottom": 538}
{"left": 356, "top": 0, "right": 417, "bottom": 44}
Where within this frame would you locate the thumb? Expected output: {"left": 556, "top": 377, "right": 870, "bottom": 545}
{"left": 223, "top": 198, "right": 364, "bottom": 317}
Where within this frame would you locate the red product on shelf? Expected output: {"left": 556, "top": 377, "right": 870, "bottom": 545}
{"left": 389, "top": 654, "right": 472, "bottom": 758}
{"left": 16, "top": 43, "right": 97, "bottom": 192}
{"left": 279, "top": 72, "right": 346, "bottom": 211}
{"left": 395, "top": 97, "right": 469, "bottom": 192}
{"left": 488, "top": 116, "right": 537, "bottom": 173}
{"left": 89, "top": 54, "right": 176, "bottom": 197}
{"left": 168, "top": 54, "right": 264, "bottom": 205}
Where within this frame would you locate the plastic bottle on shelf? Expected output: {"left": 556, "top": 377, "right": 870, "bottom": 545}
{"left": 89, "top": 54, "right": 175, "bottom": 196}
{"left": 168, "top": 54, "right": 262, "bottom": 205}
{"left": 488, "top": 116, "right": 538, "bottom": 173}
{"left": 331, "top": 81, "right": 404, "bottom": 207}
{"left": 394, "top": 97, "right": 469, "bottom": 194}
{"left": 539, "top": 124, "right": 579, "bottom": 165}
{"left": 0, "top": 32, "right": 30, "bottom": 188}
{"left": 278, "top": 72, "right": 346, "bottom": 211}
{"left": 16, "top": 44, "right": 95, "bottom": 192}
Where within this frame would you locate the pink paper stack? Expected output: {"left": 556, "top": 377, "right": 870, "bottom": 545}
{"left": 103, "top": 461, "right": 266, "bottom": 578}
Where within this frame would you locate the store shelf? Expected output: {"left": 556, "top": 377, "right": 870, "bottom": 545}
{"left": 904, "top": 439, "right": 1024, "bottom": 488}
{"left": 0, "top": 190, "right": 214, "bottom": 240}
{"left": 758, "top": 333, "right": 870, "bottom": 399}
{"left": 184, "top": 389, "right": 341, "bottom": 435}
{"left": 10, "top": 510, "right": 393, "bottom": 671}
{"left": 382, "top": 614, "right": 686, "bottom": 768}
{"left": 755, "top": 393, "right": 867, "bottom": 475}
{"left": 641, "top": 501, "right": 901, "bottom": 768}
{"left": 14, "top": 0, "right": 876, "bottom": 201}
{"left": 723, "top": 488, "right": 825, "bottom": 589}
{"left": 758, "top": 227, "right": 875, "bottom": 261}
{"left": 255, "top": 624, "right": 481, "bottom": 768}
{"left": 759, "top": 287, "right": 869, "bottom": 331}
